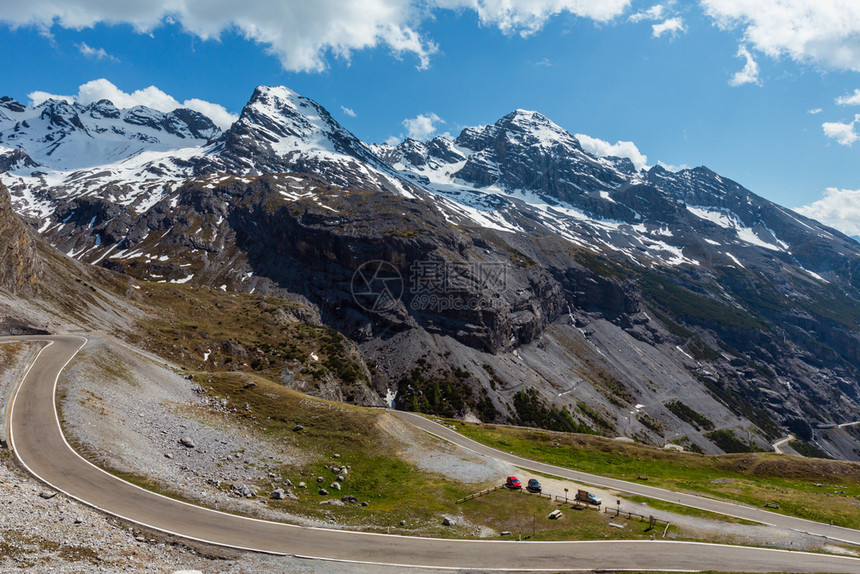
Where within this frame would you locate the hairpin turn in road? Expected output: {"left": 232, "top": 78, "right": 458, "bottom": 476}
{"left": 6, "top": 335, "right": 860, "bottom": 572}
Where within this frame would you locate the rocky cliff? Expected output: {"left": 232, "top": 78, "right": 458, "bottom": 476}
{"left": 3, "top": 85, "right": 860, "bottom": 458}
{"left": 0, "top": 183, "right": 40, "bottom": 294}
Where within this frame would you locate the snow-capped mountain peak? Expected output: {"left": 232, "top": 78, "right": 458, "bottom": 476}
{"left": 0, "top": 96, "right": 222, "bottom": 216}
{"left": 0, "top": 96, "right": 26, "bottom": 114}
{"left": 0, "top": 97, "right": 220, "bottom": 171}
{"left": 86, "top": 99, "right": 121, "bottom": 120}
{"left": 200, "top": 85, "right": 414, "bottom": 195}
{"left": 456, "top": 108, "right": 581, "bottom": 153}
{"left": 234, "top": 85, "right": 336, "bottom": 148}
{"left": 0, "top": 83, "right": 852, "bottom": 278}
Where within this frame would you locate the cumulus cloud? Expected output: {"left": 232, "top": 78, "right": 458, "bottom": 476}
{"left": 701, "top": 0, "right": 860, "bottom": 72}
{"left": 28, "top": 91, "right": 74, "bottom": 105}
{"left": 822, "top": 115, "right": 860, "bottom": 146}
{"left": 651, "top": 17, "right": 685, "bottom": 38}
{"left": 182, "top": 98, "right": 239, "bottom": 131}
{"left": 656, "top": 160, "right": 690, "bottom": 172}
{"left": 75, "top": 78, "right": 180, "bottom": 110}
{"left": 0, "top": 1, "right": 632, "bottom": 72}
{"left": 629, "top": 4, "right": 666, "bottom": 23}
{"left": 575, "top": 133, "right": 648, "bottom": 170}
{"left": 28, "top": 78, "right": 238, "bottom": 130}
{"left": 0, "top": 1, "right": 435, "bottom": 72}
{"left": 403, "top": 112, "right": 444, "bottom": 140}
{"left": 795, "top": 187, "right": 860, "bottom": 236}
{"left": 436, "top": 0, "right": 631, "bottom": 36}
{"left": 837, "top": 89, "right": 860, "bottom": 106}
{"left": 729, "top": 44, "right": 760, "bottom": 86}
{"left": 341, "top": 106, "right": 357, "bottom": 117}
{"left": 627, "top": 3, "right": 684, "bottom": 40}
{"left": 77, "top": 42, "right": 118, "bottom": 61}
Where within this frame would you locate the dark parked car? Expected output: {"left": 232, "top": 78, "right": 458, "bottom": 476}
{"left": 505, "top": 476, "right": 522, "bottom": 489}
{"left": 526, "top": 478, "right": 542, "bottom": 493}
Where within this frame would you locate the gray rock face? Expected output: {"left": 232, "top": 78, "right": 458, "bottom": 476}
{"left": 232, "top": 483, "right": 255, "bottom": 498}
{"left": 0, "top": 98, "right": 219, "bottom": 175}
{"left": 271, "top": 488, "right": 286, "bottom": 500}
{"left": 0, "top": 148, "right": 36, "bottom": 172}
{"left": 179, "top": 437, "right": 195, "bottom": 449}
{"left": 7, "top": 84, "right": 860, "bottom": 457}
{"left": 0, "top": 184, "right": 41, "bottom": 294}
{"left": 195, "top": 86, "right": 404, "bottom": 194}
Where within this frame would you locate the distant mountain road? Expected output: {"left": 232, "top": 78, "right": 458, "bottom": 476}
{"left": 394, "top": 412, "right": 860, "bottom": 547}
{"left": 7, "top": 335, "right": 860, "bottom": 573}
{"left": 772, "top": 434, "right": 794, "bottom": 453}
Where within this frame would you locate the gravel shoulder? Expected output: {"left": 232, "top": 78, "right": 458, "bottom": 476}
{"left": 1, "top": 336, "right": 514, "bottom": 573}
{"left": 3, "top": 335, "right": 853, "bottom": 572}
{"left": 58, "top": 337, "right": 513, "bottom": 524}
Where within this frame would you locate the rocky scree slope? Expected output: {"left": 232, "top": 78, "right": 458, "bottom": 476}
{"left": 2, "top": 86, "right": 860, "bottom": 458}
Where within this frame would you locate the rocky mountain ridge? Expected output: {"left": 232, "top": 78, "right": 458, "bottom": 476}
{"left": 2, "top": 85, "right": 860, "bottom": 459}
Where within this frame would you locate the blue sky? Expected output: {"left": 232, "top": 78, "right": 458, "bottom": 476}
{"left": 2, "top": 1, "right": 860, "bottom": 233}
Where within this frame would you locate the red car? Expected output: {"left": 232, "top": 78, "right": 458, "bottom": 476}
{"left": 505, "top": 476, "right": 522, "bottom": 489}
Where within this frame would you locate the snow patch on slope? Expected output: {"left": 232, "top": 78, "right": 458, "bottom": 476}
{"left": 686, "top": 205, "right": 785, "bottom": 251}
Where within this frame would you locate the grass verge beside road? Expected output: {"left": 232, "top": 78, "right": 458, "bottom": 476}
{"left": 453, "top": 421, "right": 860, "bottom": 529}
{"left": 458, "top": 487, "right": 674, "bottom": 541}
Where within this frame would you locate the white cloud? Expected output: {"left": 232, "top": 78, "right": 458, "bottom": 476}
{"left": 575, "top": 133, "right": 648, "bottom": 170}
{"left": 0, "top": 1, "right": 632, "bottom": 72}
{"left": 77, "top": 42, "right": 118, "bottom": 61}
{"left": 341, "top": 106, "right": 357, "bottom": 117}
{"left": 182, "top": 98, "right": 239, "bottom": 131}
{"left": 836, "top": 89, "right": 860, "bottom": 106}
{"left": 28, "top": 79, "right": 238, "bottom": 130}
{"left": 0, "top": 1, "right": 435, "bottom": 72}
{"left": 808, "top": 108, "right": 823, "bottom": 115}
{"left": 729, "top": 44, "right": 760, "bottom": 86}
{"left": 701, "top": 0, "right": 860, "bottom": 73}
{"left": 627, "top": 3, "right": 684, "bottom": 40}
{"left": 656, "top": 160, "right": 690, "bottom": 172}
{"left": 629, "top": 4, "right": 666, "bottom": 23}
{"left": 445, "top": 0, "right": 631, "bottom": 35}
{"left": 76, "top": 78, "right": 180, "bottom": 110}
{"left": 402, "top": 112, "right": 444, "bottom": 140}
{"left": 822, "top": 115, "right": 860, "bottom": 146}
{"left": 795, "top": 187, "right": 860, "bottom": 236}
{"left": 651, "top": 17, "right": 685, "bottom": 38}
{"left": 28, "top": 91, "right": 74, "bottom": 105}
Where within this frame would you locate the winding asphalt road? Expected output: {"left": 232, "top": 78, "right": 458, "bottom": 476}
{"left": 396, "top": 412, "right": 860, "bottom": 547}
{"left": 7, "top": 335, "right": 860, "bottom": 573}
{"left": 772, "top": 435, "right": 794, "bottom": 454}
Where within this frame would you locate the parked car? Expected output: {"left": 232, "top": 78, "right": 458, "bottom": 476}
{"left": 526, "top": 479, "right": 542, "bottom": 493}
{"left": 575, "top": 489, "right": 601, "bottom": 505}
{"left": 505, "top": 476, "right": 522, "bottom": 489}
